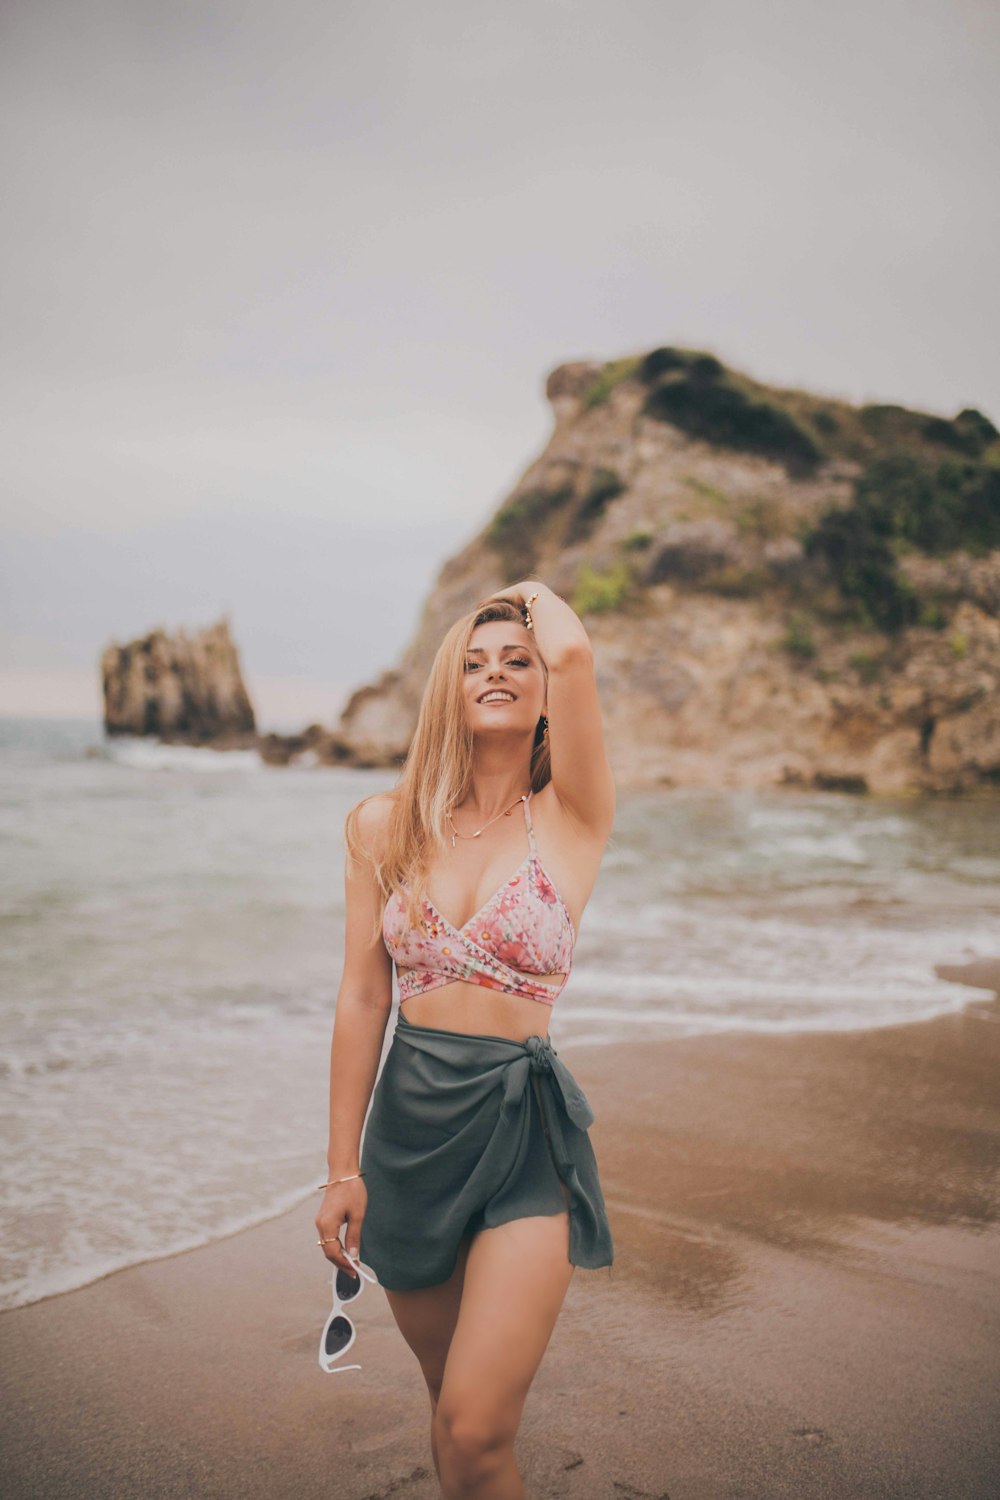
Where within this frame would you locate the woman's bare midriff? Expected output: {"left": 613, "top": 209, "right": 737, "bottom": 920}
{"left": 397, "top": 969, "right": 566, "bottom": 1042}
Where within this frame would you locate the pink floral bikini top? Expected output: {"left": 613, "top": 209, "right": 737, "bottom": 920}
{"left": 382, "top": 790, "right": 576, "bottom": 1006}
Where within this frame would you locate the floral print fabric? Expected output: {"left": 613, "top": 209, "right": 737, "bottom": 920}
{"left": 382, "top": 791, "right": 576, "bottom": 1005}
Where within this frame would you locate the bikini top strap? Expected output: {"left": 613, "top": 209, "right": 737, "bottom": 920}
{"left": 522, "top": 790, "right": 537, "bottom": 853}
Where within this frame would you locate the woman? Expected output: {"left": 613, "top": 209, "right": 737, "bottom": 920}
{"left": 316, "top": 579, "right": 616, "bottom": 1498}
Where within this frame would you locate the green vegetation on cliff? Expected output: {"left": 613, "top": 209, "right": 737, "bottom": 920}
{"left": 639, "top": 347, "right": 824, "bottom": 476}
{"left": 571, "top": 560, "right": 633, "bottom": 615}
{"left": 583, "top": 343, "right": 998, "bottom": 481}
{"left": 485, "top": 483, "right": 574, "bottom": 577}
{"left": 485, "top": 467, "right": 628, "bottom": 576}
{"left": 565, "top": 468, "right": 626, "bottom": 545}
{"left": 803, "top": 452, "right": 1000, "bottom": 631}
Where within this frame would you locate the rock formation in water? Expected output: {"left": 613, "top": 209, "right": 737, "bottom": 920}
{"left": 333, "top": 346, "right": 1000, "bottom": 796}
{"left": 101, "top": 616, "right": 257, "bottom": 741}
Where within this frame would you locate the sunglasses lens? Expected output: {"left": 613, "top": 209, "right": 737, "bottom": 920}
{"left": 335, "top": 1265, "right": 362, "bottom": 1303}
{"left": 324, "top": 1313, "right": 353, "bottom": 1358}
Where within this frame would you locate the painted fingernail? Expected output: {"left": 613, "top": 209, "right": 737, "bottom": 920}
{"left": 349, "top": 1247, "right": 359, "bottom": 1259}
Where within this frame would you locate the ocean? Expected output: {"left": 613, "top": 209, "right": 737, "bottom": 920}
{"left": 1, "top": 715, "right": 997, "bottom": 1311}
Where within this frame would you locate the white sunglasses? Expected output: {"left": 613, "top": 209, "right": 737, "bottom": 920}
{"left": 318, "top": 1250, "right": 379, "bottom": 1374}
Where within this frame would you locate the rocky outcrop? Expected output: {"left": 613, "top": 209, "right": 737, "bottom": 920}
{"left": 581, "top": 594, "right": 1000, "bottom": 796}
{"left": 255, "top": 721, "right": 388, "bottom": 769}
{"left": 332, "top": 346, "right": 1000, "bottom": 796}
{"left": 101, "top": 616, "right": 257, "bottom": 741}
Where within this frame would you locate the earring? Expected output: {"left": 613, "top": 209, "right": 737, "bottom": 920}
{"left": 540, "top": 715, "right": 549, "bottom": 733}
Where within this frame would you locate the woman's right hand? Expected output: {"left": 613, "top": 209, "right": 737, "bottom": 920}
{"left": 315, "top": 1177, "right": 368, "bottom": 1276}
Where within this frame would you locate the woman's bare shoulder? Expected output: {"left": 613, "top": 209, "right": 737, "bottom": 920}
{"left": 347, "top": 790, "right": 398, "bottom": 860}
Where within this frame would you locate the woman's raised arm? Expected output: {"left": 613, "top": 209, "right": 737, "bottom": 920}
{"left": 491, "top": 580, "right": 616, "bottom": 837}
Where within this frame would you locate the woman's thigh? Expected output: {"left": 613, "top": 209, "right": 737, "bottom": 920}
{"left": 382, "top": 1230, "right": 474, "bottom": 1399}
{"left": 436, "top": 1211, "right": 575, "bottom": 1440}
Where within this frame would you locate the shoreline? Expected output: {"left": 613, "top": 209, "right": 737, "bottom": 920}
{"left": 6, "top": 967, "right": 996, "bottom": 1319}
{"left": 4, "top": 991, "right": 999, "bottom": 1499}
{"left": 11, "top": 715, "right": 1000, "bottom": 798}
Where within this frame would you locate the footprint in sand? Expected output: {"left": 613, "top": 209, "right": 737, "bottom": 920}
{"left": 358, "top": 1466, "right": 432, "bottom": 1500}
{"left": 791, "top": 1425, "right": 832, "bottom": 1445}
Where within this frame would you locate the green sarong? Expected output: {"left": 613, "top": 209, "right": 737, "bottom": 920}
{"left": 358, "top": 1008, "right": 614, "bottom": 1291}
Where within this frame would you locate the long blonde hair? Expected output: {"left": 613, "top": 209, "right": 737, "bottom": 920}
{"left": 346, "top": 597, "right": 552, "bottom": 943}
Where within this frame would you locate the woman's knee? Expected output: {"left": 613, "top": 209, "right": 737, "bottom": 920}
{"left": 433, "top": 1398, "right": 516, "bottom": 1476}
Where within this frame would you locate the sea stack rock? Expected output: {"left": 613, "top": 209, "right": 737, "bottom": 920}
{"left": 101, "top": 616, "right": 256, "bottom": 741}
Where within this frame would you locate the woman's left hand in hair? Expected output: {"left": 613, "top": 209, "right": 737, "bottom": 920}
{"left": 488, "top": 579, "right": 545, "bottom": 606}
{"left": 487, "top": 581, "right": 593, "bottom": 670}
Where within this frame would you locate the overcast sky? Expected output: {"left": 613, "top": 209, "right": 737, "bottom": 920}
{"left": 1, "top": 0, "right": 997, "bottom": 728}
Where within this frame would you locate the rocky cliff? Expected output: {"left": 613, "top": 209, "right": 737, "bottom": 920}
{"left": 335, "top": 346, "right": 1000, "bottom": 796}
{"left": 101, "top": 616, "right": 257, "bottom": 741}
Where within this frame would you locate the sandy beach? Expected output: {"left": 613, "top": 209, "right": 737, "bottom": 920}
{"left": 4, "top": 977, "right": 999, "bottom": 1500}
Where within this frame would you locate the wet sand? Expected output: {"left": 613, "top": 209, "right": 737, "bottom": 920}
{"left": 3, "top": 974, "right": 999, "bottom": 1500}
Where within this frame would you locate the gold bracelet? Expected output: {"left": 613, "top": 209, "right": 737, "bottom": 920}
{"left": 316, "top": 1171, "right": 365, "bottom": 1190}
{"left": 523, "top": 591, "right": 540, "bottom": 631}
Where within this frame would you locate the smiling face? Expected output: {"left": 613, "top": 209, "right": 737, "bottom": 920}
{"left": 462, "top": 619, "right": 546, "bottom": 736}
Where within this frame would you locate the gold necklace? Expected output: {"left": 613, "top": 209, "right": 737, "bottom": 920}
{"left": 447, "top": 792, "right": 529, "bottom": 849}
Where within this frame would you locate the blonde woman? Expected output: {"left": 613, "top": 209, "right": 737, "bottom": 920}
{"left": 316, "top": 580, "right": 615, "bottom": 1498}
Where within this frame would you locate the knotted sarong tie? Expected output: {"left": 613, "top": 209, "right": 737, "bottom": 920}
{"left": 517, "top": 1034, "right": 595, "bottom": 1131}
{"left": 496, "top": 1033, "right": 601, "bottom": 1264}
